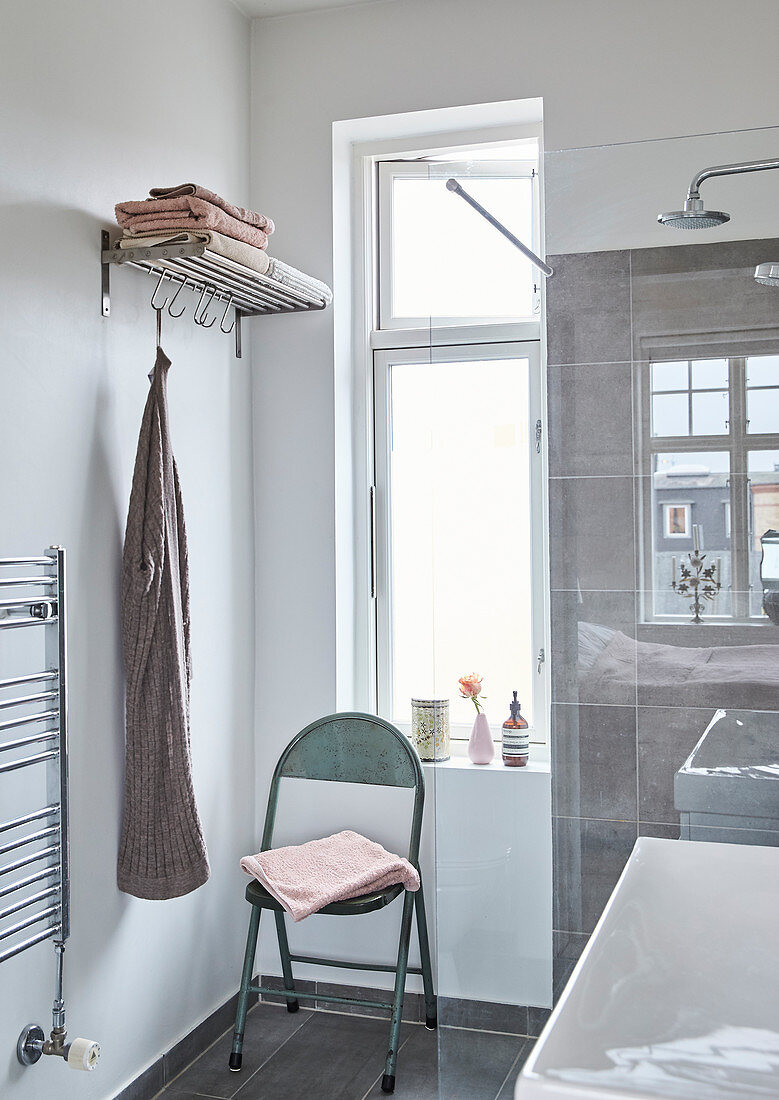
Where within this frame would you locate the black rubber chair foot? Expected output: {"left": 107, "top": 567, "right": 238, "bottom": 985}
{"left": 228, "top": 1052, "right": 242, "bottom": 1072}
{"left": 286, "top": 999, "right": 300, "bottom": 1013}
{"left": 381, "top": 1073, "right": 395, "bottom": 1093}
{"left": 425, "top": 1013, "right": 438, "bottom": 1030}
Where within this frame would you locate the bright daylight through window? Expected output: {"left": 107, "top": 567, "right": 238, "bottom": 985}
{"left": 371, "top": 142, "right": 547, "bottom": 739}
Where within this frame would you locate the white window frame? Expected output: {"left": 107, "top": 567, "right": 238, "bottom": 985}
{"left": 367, "top": 139, "right": 548, "bottom": 743}
{"left": 377, "top": 160, "right": 540, "bottom": 331}
{"left": 662, "top": 502, "right": 691, "bottom": 539}
{"left": 639, "top": 353, "right": 779, "bottom": 623}
{"left": 372, "top": 340, "right": 548, "bottom": 742}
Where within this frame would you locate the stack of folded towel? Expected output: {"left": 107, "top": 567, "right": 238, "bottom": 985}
{"left": 114, "top": 183, "right": 333, "bottom": 304}
{"left": 240, "top": 830, "right": 420, "bottom": 922}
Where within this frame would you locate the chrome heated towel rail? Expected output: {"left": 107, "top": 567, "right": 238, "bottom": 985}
{"left": 0, "top": 547, "right": 68, "bottom": 965}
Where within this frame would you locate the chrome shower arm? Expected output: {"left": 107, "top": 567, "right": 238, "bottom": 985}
{"left": 688, "top": 157, "right": 779, "bottom": 198}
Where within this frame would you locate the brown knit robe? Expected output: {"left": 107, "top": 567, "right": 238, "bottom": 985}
{"left": 117, "top": 346, "right": 210, "bottom": 899}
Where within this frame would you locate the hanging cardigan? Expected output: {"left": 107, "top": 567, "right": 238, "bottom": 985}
{"left": 117, "top": 346, "right": 210, "bottom": 899}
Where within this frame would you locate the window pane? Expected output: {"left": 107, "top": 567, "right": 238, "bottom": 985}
{"left": 747, "top": 386, "right": 779, "bottom": 435}
{"left": 652, "top": 361, "right": 688, "bottom": 392}
{"left": 691, "top": 358, "right": 729, "bottom": 389}
{"left": 749, "top": 450, "right": 779, "bottom": 617}
{"left": 652, "top": 452, "right": 731, "bottom": 617}
{"left": 391, "top": 177, "right": 535, "bottom": 320}
{"left": 652, "top": 392, "right": 688, "bottom": 436}
{"left": 692, "top": 389, "right": 729, "bottom": 434}
{"left": 389, "top": 357, "right": 534, "bottom": 729}
{"left": 746, "top": 355, "right": 779, "bottom": 388}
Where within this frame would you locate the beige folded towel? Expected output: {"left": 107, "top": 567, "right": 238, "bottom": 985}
{"left": 115, "top": 196, "right": 270, "bottom": 250}
{"left": 147, "top": 183, "right": 274, "bottom": 234}
{"left": 118, "top": 230, "right": 270, "bottom": 276}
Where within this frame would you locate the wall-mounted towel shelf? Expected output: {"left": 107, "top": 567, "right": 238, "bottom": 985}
{"left": 100, "top": 231, "right": 331, "bottom": 358}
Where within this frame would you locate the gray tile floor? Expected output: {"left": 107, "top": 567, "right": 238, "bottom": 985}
{"left": 155, "top": 1002, "right": 533, "bottom": 1100}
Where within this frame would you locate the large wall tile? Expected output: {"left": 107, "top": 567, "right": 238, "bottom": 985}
{"left": 551, "top": 590, "right": 637, "bottom": 706}
{"left": 637, "top": 705, "right": 712, "bottom": 824}
{"left": 553, "top": 816, "right": 637, "bottom": 934}
{"left": 631, "top": 237, "right": 779, "bottom": 361}
{"left": 553, "top": 704, "right": 637, "bottom": 822}
{"left": 546, "top": 250, "right": 631, "bottom": 365}
{"left": 549, "top": 476, "right": 635, "bottom": 590}
{"left": 547, "top": 362, "right": 634, "bottom": 477}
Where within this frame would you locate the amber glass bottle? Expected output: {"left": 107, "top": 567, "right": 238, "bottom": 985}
{"left": 502, "top": 690, "right": 529, "bottom": 767}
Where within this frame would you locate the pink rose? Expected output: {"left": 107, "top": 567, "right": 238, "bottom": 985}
{"left": 458, "top": 674, "right": 485, "bottom": 712}
{"left": 458, "top": 674, "right": 482, "bottom": 698}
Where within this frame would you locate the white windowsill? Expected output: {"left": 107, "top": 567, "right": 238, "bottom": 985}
{"left": 421, "top": 739, "right": 550, "bottom": 774}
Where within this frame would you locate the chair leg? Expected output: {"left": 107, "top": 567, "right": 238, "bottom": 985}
{"left": 382, "top": 889, "right": 415, "bottom": 1094}
{"left": 414, "top": 883, "right": 437, "bottom": 1029}
{"left": 229, "top": 906, "right": 261, "bottom": 1072}
{"left": 274, "top": 910, "right": 300, "bottom": 1013}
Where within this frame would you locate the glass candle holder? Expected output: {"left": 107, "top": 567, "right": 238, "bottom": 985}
{"left": 411, "top": 698, "right": 450, "bottom": 762}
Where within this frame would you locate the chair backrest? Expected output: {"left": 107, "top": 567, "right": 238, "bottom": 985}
{"left": 261, "top": 712, "right": 425, "bottom": 865}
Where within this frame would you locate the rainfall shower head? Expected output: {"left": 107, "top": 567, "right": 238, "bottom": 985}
{"left": 755, "top": 262, "right": 779, "bottom": 287}
{"left": 657, "top": 196, "right": 730, "bottom": 229}
{"left": 658, "top": 157, "right": 779, "bottom": 230}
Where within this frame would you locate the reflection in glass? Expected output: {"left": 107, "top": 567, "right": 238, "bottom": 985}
{"left": 747, "top": 355, "right": 779, "bottom": 435}
{"left": 652, "top": 392, "right": 688, "bottom": 437}
{"left": 652, "top": 361, "right": 688, "bottom": 391}
{"left": 651, "top": 358, "right": 730, "bottom": 437}
{"left": 691, "top": 358, "right": 729, "bottom": 389}
{"left": 749, "top": 450, "right": 779, "bottom": 616}
{"left": 392, "top": 177, "right": 534, "bottom": 320}
{"left": 692, "top": 389, "right": 729, "bottom": 435}
{"left": 652, "top": 452, "right": 731, "bottom": 616}
{"left": 388, "top": 357, "right": 534, "bottom": 728}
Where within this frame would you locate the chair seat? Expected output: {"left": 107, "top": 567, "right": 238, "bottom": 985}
{"left": 245, "top": 878, "right": 405, "bottom": 915}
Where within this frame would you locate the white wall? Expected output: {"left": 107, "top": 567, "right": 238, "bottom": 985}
{"left": 247, "top": 0, "right": 779, "bottom": 998}
{"left": 0, "top": 2, "right": 255, "bottom": 1097}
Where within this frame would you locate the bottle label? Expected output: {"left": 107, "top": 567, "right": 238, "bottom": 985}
{"left": 502, "top": 728, "right": 529, "bottom": 757}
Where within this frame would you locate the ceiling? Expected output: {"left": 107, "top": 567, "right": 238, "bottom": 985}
{"left": 234, "top": 0, "right": 381, "bottom": 17}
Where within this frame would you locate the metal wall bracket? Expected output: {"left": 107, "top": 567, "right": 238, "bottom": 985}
{"left": 100, "top": 231, "right": 110, "bottom": 317}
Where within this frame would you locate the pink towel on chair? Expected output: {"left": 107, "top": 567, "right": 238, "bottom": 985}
{"left": 240, "top": 830, "right": 420, "bottom": 923}
{"left": 115, "top": 196, "right": 271, "bottom": 250}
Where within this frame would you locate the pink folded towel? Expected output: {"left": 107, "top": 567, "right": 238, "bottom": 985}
{"left": 240, "top": 830, "right": 420, "bottom": 923}
{"left": 147, "top": 184, "right": 275, "bottom": 234}
{"left": 115, "top": 196, "right": 271, "bottom": 250}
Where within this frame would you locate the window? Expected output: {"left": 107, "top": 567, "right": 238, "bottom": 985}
{"left": 371, "top": 144, "right": 547, "bottom": 741}
{"left": 663, "top": 503, "right": 691, "bottom": 538}
{"left": 378, "top": 160, "right": 539, "bottom": 329}
{"left": 641, "top": 355, "right": 779, "bottom": 621}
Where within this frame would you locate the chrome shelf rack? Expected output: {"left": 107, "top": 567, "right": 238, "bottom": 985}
{"left": 0, "top": 548, "right": 68, "bottom": 965}
{"left": 100, "top": 231, "right": 331, "bottom": 358}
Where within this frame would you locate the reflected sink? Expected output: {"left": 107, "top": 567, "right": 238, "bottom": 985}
{"left": 517, "top": 837, "right": 779, "bottom": 1099}
{"left": 675, "top": 709, "right": 779, "bottom": 845}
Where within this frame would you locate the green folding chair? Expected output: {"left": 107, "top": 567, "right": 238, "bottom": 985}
{"left": 228, "top": 712, "right": 437, "bottom": 1094}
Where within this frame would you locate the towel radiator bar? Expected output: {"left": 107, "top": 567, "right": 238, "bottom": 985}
{"left": 0, "top": 550, "right": 99, "bottom": 1071}
{"left": 0, "top": 548, "right": 68, "bottom": 963}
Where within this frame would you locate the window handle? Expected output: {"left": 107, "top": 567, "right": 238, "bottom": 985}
{"left": 535, "top": 419, "right": 542, "bottom": 454}
{"left": 537, "top": 648, "right": 545, "bottom": 674}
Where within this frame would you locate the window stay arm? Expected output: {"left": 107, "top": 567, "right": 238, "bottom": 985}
{"left": 445, "top": 179, "right": 554, "bottom": 277}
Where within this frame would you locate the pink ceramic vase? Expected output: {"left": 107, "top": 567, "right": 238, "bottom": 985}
{"left": 467, "top": 711, "right": 495, "bottom": 764}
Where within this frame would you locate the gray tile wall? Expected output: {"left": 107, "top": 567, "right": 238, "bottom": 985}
{"left": 546, "top": 237, "right": 779, "bottom": 995}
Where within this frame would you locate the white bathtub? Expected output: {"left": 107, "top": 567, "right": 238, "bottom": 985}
{"left": 517, "top": 837, "right": 779, "bottom": 1099}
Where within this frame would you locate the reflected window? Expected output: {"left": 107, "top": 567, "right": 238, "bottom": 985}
{"left": 651, "top": 359, "right": 729, "bottom": 437}
{"left": 663, "top": 503, "right": 690, "bottom": 537}
{"left": 643, "top": 355, "right": 779, "bottom": 622}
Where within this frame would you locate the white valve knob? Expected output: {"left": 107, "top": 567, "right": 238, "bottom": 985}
{"left": 67, "top": 1038, "right": 100, "bottom": 1071}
